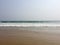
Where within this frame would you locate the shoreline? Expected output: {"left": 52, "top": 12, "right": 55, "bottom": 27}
{"left": 0, "top": 27, "right": 60, "bottom": 45}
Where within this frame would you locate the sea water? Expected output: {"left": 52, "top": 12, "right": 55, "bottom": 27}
{"left": 0, "top": 21, "right": 60, "bottom": 27}
{"left": 0, "top": 21, "right": 60, "bottom": 32}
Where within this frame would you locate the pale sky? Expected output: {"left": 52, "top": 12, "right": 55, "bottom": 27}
{"left": 0, "top": 0, "right": 60, "bottom": 21}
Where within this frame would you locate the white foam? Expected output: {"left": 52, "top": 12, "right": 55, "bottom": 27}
{"left": 0, "top": 23, "right": 60, "bottom": 27}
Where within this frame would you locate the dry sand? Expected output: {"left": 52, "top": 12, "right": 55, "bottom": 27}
{"left": 0, "top": 27, "right": 60, "bottom": 45}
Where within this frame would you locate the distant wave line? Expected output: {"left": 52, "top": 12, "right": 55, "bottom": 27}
{"left": 0, "top": 23, "right": 60, "bottom": 27}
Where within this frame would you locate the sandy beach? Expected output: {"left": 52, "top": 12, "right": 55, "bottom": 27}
{"left": 0, "top": 27, "right": 60, "bottom": 45}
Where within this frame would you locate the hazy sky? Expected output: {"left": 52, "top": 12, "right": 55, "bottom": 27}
{"left": 0, "top": 0, "right": 60, "bottom": 21}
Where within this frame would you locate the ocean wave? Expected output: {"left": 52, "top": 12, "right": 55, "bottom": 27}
{"left": 0, "top": 23, "right": 60, "bottom": 27}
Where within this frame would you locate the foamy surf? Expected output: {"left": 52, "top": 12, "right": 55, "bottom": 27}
{"left": 0, "top": 23, "right": 60, "bottom": 27}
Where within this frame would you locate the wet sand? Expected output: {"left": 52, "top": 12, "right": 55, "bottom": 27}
{"left": 0, "top": 27, "right": 60, "bottom": 45}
